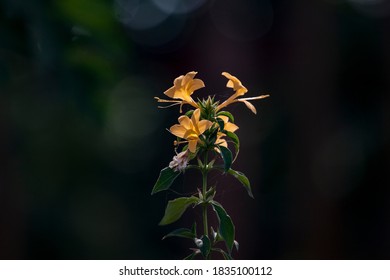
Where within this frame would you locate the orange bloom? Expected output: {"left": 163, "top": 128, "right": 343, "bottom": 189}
{"left": 216, "top": 72, "right": 269, "bottom": 114}
{"left": 169, "top": 109, "right": 212, "bottom": 153}
{"left": 215, "top": 115, "right": 239, "bottom": 151}
{"left": 155, "top": 71, "right": 204, "bottom": 112}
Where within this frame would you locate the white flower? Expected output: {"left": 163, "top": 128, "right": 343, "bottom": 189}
{"left": 169, "top": 150, "right": 189, "bottom": 172}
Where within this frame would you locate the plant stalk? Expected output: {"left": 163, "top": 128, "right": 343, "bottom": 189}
{"left": 202, "top": 151, "right": 209, "bottom": 238}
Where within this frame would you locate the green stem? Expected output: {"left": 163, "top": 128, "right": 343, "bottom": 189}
{"left": 202, "top": 151, "right": 209, "bottom": 238}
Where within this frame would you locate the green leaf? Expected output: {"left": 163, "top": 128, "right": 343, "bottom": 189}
{"left": 208, "top": 127, "right": 219, "bottom": 145}
{"left": 211, "top": 201, "right": 235, "bottom": 253}
{"left": 227, "top": 169, "right": 253, "bottom": 198}
{"left": 162, "top": 228, "right": 196, "bottom": 240}
{"left": 219, "top": 146, "right": 232, "bottom": 172}
{"left": 159, "top": 197, "right": 199, "bottom": 225}
{"left": 216, "top": 117, "right": 225, "bottom": 131}
{"left": 151, "top": 167, "right": 181, "bottom": 195}
{"left": 205, "top": 187, "right": 216, "bottom": 201}
{"left": 217, "top": 111, "right": 235, "bottom": 123}
{"left": 225, "top": 131, "right": 240, "bottom": 155}
{"left": 199, "top": 235, "right": 211, "bottom": 258}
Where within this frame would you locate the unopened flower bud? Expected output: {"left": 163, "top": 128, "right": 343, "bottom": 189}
{"left": 234, "top": 240, "right": 239, "bottom": 251}
{"left": 194, "top": 238, "right": 203, "bottom": 248}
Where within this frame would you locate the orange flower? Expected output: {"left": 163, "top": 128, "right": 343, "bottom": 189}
{"left": 169, "top": 109, "right": 212, "bottom": 153}
{"left": 215, "top": 115, "right": 239, "bottom": 151}
{"left": 155, "top": 71, "right": 204, "bottom": 112}
{"left": 216, "top": 72, "right": 269, "bottom": 114}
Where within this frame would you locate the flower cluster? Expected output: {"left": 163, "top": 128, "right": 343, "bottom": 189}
{"left": 155, "top": 71, "right": 269, "bottom": 157}
{"left": 152, "top": 71, "right": 269, "bottom": 259}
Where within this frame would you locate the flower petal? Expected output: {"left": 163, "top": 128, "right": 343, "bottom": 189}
{"left": 187, "top": 78, "right": 205, "bottom": 94}
{"left": 218, "top": 116, "right": 238, "bottom": 132}
{"left": 214, "top": 133, "right": 228, "bottom": 153}
{"left": 221, "top": 72, "right": 248, "bottom": 95}
{"left": 164, "top": 85, "right": 176, "bottom": 98}
{"left": 218, "top": 115, "right": 227, "bottom": 122}
{"left": 222, "top": 72, "right": 238, "bottom": 89}
{"left": 224, "top": 122, "right": 239, "bottom": 132}
{"left": 191, "top": 108, "right": 201, "bottom": 125}
{"left": 169, "top": 124, "right": 187, "bottom": 138}
{"left": 240, "top": 99, "right": 257, "bottom": 114}
{"left": 182, "top": 71, "right": 197, "bottom": 85}
{"left": 178, "top": 115, "right": 192, "bottom": 130}
{"left": 216, "top": 138, "right": 228, "bottom": 148}
{"left": 174, "top": 75, "right": 184, "bottom": 87}
{"left": 197, "top": 120, "right": 213, "bottom": 134}
{"left": 188, "top": 139, "right": 197, "bottom": 153}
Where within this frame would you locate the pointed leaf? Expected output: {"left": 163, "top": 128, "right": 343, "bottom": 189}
{"left": 208, "top": 127, "right": 219, "bottom": 145}
{"left": 199, "top": 235, "right": 211, "bottom": 258}
{"left": 211, "top": 201, "right": 235, "bottom": 253}
{"left": 227, "top": 169, "right": 253, "bottom": 198}
{"left": 225, "top": 131, "right": 240, "bottom": 155}
{"left": 216, "top": 117, "right": 225, "bottom": 131}
{"left": 162, "top": 228, "right": 196, "bottom": 240}
{"left": 205, "top": 186, "right": 216, "bottom": 201}
{"left": 216, "top": 111, "right": 235, "bottom": 123}
{"left": 219, "top": 146, "right": 232, "bottom": 172}
{"left": 159, "top": 197, "right": 199, "bottom": 225}
{"left": 151, "top": 167, "right": 180, "bottom": 195}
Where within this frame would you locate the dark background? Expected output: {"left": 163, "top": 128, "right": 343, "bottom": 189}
{"left": 1, "top": 0, "right": 389, "bottom": 259}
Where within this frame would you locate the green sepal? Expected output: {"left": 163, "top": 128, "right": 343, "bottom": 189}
{"left": 211, "top": 201, "right": 235, "bottom": 253}
{"left": 151, "top": 167, "right": 181, "bottom": 195}
{"left": 216, "top": 111, "right": 235, "bottom": 123}
{"left": 199, "top": 235, "right": 211, "bottom": 258}
{"left": 219, "top": 146, "right": 233, "bottom": 172}
{"left": 159, "top": 196, "right": 199, "bottom": 225}
{"left": 227, "top": 169, "right": 253, "bottom": 198}
{"left": 162, "top": 228, "right": 196, "bottom": 240}
{"left": 185, "top": 110, "right": 194, "bottom": 118}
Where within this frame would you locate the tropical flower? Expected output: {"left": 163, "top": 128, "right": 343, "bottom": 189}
{"left": 216, "top": 72, "right": 269, "bottom": 114}
{"left": 169, "top": 150, "right": 189, "bottom": 172}
{"left": 155, "top": 71, "right": 205, "bottom": 112}
{"left": 169, "top": 109, "right": 213, "bottom": 153}
{"left": 215, "top": 115, "right": 239, "bottom": 151}
{"left": 218, "top": 115, "right": 239, "bottom": 133}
